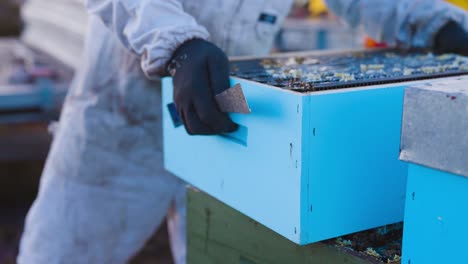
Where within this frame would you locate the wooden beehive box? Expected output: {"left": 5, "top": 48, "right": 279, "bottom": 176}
{"left": 400, "top": 79, "right": 468, "bottom": 264}
{"left": 187, "top": 188, "right": 402, "bottom": 264}
{"left": 162, "top": 50, "right": 468, "bottom": 245}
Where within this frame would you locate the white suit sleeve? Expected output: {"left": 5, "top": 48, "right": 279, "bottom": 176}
{"left": 324, "top": 0, "right": 468, "bottom": 48}
{"left": 85, "top": 0, "right": 210, "bottom": 77}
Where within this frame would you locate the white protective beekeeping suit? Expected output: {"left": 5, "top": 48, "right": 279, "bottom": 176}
{"left": 17, "top": 1, "right": 292, "bottom": 264}
{"left": 17, "top": 0, "right": 467, "bottom": 264}
{"left": 21, "top": 0, "right": 88, "bottom": 69}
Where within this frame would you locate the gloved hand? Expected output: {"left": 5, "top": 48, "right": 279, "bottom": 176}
{"left": 0, "top": 1, "right": 22, "bottom": 36}
{"left": 167, "top": 39, "right": 238, "bottom": 135}
{"left": 434, "top": 21, "right": 468, "bottom": 56}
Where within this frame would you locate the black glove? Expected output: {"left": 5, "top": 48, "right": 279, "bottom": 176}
{"left": 0, "top": 1, "right": 22, "bottom": 37}
{"left": 434, "top": 21, "right": 468, "bottom": 56}
{"left": 167, "top": 39, "right": 238, "bottom": 135}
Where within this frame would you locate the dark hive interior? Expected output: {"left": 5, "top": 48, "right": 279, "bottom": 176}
{"left": 230, "top": 51, "right": 468, "bottom": 92}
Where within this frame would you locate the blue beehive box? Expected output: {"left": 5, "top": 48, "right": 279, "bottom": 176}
{"left": 400, "top": 79, "right": 468, "bottom": 264}
{"left": 162, "top": 51, "right": 468, "bottom": 245}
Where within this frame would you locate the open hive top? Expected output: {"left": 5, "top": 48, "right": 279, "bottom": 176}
{"left": 230, "top": 50, "right": 468, "bottom": 92}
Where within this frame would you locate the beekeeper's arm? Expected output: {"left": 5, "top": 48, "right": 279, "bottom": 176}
{"left": 85, "top": 0, "right": 237, "bottom": 135}
{"left": 324, "top": 0, "right": 468, "bottom": 54}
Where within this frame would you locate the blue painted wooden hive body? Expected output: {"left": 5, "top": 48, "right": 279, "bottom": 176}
{"left": 162, "top": 50, "right": 468, "bottom": 245}
{"left": 400, "top": 79, "right": 468, "bottom": 264}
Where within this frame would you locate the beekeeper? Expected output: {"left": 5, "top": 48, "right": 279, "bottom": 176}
{"left": 17, "top": 0, "right": 467, "bottom": 264}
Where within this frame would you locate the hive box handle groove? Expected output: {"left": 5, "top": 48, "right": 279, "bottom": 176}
{"left": 219, "top": 124, "right": 248, "bottom": 146}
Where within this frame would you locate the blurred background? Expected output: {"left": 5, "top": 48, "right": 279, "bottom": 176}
{"left": 0, "top": 0, "right": 397, "bottom": 263}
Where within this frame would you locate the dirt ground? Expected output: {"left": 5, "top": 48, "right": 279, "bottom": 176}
{"left": 0, "top": 160, "right": 175, "bottom": 264}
